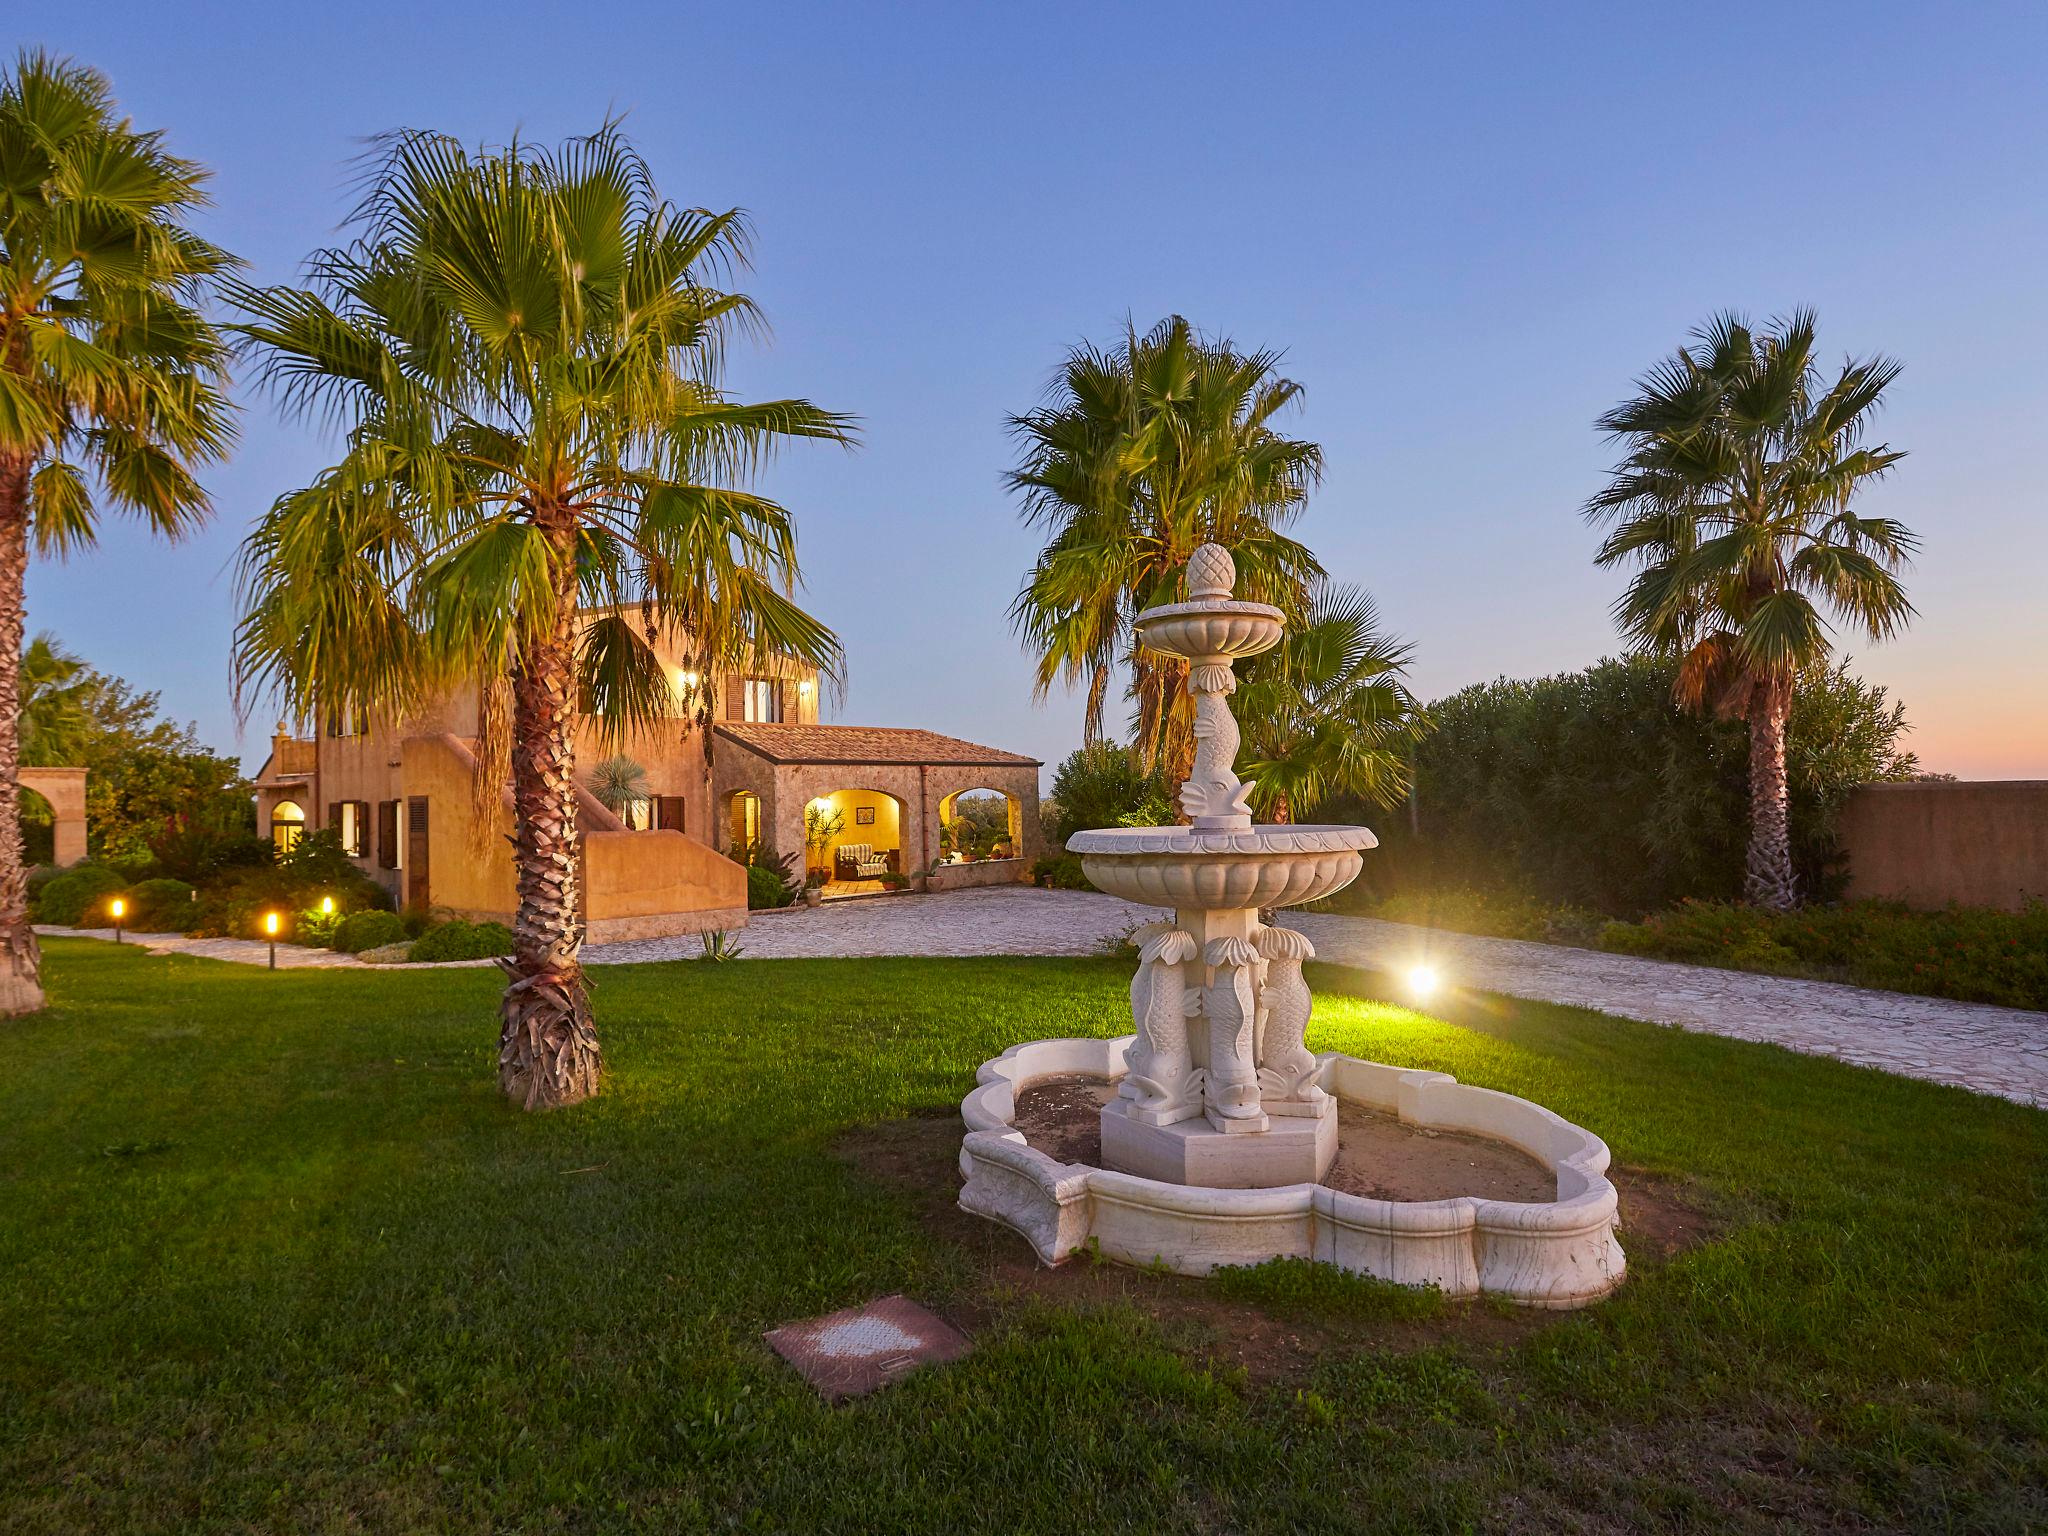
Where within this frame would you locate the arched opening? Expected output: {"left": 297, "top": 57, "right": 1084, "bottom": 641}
{"left": 939, "top": 788, "right": 1019, "bottom": 865}
{"left": 725, "top": 790, "right": 762, "bottom": 857}
{"left": 18, "top": 787, "right": 54, "bottom": 867}
{"left": 805, "top": 788, "right": 906, "bottom": 896}
{"left": 270, "top": 799, "right": 306, "bottom": 853}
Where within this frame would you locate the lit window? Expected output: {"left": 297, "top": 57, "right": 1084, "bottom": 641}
{"left": 743, "top": 678, "right": 782, "bottom": 722}
{"left": 271, "top": 800, "right": 305, "bottom": 852}
{"left": 335, "top": 801, "right": 367, "bottom": 857}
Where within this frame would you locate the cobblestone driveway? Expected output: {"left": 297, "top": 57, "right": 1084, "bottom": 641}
{"left": 589, "top": 887, "right": 2048, "bottom": 1106}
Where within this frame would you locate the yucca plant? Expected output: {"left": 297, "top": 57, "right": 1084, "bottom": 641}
{"left": 1587, "top": 310, "right": 1914, "bottom": 909}
{"left": 230, "top": 123, "right": 851, "bottom": 1106}
{"left": 0, "top": 52, "right": 239, "bottom": 1013}
{"left": 587, "top": 753, "right": 650, "bottom": 821}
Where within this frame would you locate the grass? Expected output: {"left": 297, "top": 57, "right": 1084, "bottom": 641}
{"left": 2, "top": 939, "right": 2044, "bottom": 1533}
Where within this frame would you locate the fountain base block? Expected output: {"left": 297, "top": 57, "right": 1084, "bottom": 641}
{"left": 1101, "top": 1097, "right": 1337, "bottom": 1188}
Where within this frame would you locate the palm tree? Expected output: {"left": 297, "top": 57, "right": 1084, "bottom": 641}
{"left": 1586, "top": 310, "right": 1914, "bottom": 910}
{"left": 1008, "top": 316, "right": 1324, "bottom": 784}
{"left": 0, "top": 53, "right": 238, "bottom": 1013}
{"left": 1235, "top": 583, "right": 1423, "bottom": 823}
{"left": 231, "top": 124, "right": 851, "bottom": 1107}
{"left": 20, "top": 634, "right": 95, "bottom": 767}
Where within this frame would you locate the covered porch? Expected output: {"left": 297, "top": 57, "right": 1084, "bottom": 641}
{"left": 712, "top": 724, "right": 1042, "bottom": 900}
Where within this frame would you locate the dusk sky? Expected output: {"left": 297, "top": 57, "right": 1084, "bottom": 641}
{"left": 28, "top": 2, "right": 2048, "bottom": 782}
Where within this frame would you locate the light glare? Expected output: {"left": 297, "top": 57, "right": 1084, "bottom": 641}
{"left": 1406, "top": 963, "right": 1441, "bottom": 1000}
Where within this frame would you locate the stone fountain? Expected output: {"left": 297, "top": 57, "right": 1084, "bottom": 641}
{"left": 959, "top": 545, "right": 1627, "bottom": 1307}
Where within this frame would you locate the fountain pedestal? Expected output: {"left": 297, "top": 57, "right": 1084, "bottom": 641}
{"left": 1101, "top": 1093, "right": 1336, "bottom": 1187}
{"left": 1065, "top": 544, "right": 1373, "bottom": 1190}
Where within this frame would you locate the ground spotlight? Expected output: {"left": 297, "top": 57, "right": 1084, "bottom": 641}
{"left": 1406, "top": 963, "right": 1441, "bottom": 1001}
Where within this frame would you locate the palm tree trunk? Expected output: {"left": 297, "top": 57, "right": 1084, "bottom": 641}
{"left": 1744, "top": 673, "right": 1798, "bottom": 911}
{"left": 497, "top": 513, "right": 601, "bottom": 1108}
{"left": 0, "top": 453, "right": 43, "bottom": 1015}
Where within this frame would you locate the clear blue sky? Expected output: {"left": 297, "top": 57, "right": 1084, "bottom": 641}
{"left": 26, "top": 2, "right": 2048, "bottom": 780}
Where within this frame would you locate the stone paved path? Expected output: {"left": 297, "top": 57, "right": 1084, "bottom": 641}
{"left": 592, "top": 888, "right": 2048, "bottom": 1106}
{"left": 41, "top": 891, "right": 2046, "bottom": 1107}
{"left": 34, "top": 927, "right": 495, "bottom": 969}
{"left": 40, "top": 926, "right": 369, "bottom": 968}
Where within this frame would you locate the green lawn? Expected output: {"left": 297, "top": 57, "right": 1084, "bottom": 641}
{"left": 3, "top": 940, "right": 2043, "bottom": 1533}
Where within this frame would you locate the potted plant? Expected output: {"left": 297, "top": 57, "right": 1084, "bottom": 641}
{"left": 802, "top": 869, "right": 828, "bottom": 907}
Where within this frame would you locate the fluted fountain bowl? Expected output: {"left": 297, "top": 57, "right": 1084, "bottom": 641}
{"left": 1066, "top": 823, "right": 1378, "bottom": 910}
{"left": 1133, "top": 600, "right": 1285, "bottom": 662}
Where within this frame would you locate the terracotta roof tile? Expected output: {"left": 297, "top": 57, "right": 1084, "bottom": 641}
{"left": 714, "top": 723, "right": 1039, "bottom": 768}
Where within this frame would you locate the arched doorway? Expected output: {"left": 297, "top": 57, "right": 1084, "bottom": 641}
{"left": 726, "top": 790, "right": 762, "bottom": 856}
{"left": 270, "top": 799, "right": 306, "bottom": 853}
{"left": 939, "top": 787, "right": 1019, "bottom": 865}
{"left": 18, "top": 765, "right": 87, "bottom": 866}
{"left": 17, "top": 787, "right": 54, "bottom": 866}
{"left": 806, "top": 788, "right": 907, "bottom": 895}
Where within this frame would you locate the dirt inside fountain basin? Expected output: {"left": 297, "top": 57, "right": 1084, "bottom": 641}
{"left": 1010, "top": 1076, "right": 1557, "bottom": 1203}
{"left": 834, "top": 1107, "right": 1722, "bottom": 1388}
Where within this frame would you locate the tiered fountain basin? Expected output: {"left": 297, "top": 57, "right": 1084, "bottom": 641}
{"left": 1067, "top": 823, "right": 1377, "bottom": 909}
{"left": 959, "top": 1035, "right": 1626, "bottom": 1309}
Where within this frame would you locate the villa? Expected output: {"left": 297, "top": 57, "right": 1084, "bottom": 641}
{"left": 250, "top": 619, "right": 1042, "bottom": 939}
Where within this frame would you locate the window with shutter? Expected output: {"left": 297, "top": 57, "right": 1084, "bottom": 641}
{"left": 406, "top": 797, "right": 430, "bottom": 909}
{"left": 378, "top": 800, "right": 400, "bottom": 868}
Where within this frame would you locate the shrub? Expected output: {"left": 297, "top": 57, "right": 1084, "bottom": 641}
{"left": 332, "top": 910, "right": 408, "bottom": 955}
{"left": 123, "top": 877, "right": 195, "bottom": 930}
{"left": 33, "top": 865, "right": 127, "bottom": 926}
{"left": 1330, "top": 886, "right": 1605, "bottom": 945}
{"left": 746, "top": 861, "right": 796, "bottom": 911}
{"left": 1044, "top": 743, "right": 1174, "bottom": 845}
{"left": 149, "top": 812, "right": 271, "bottom": 885}
{"left": 296, "top": 909, "right": 344, "bottom": 948}
{"left": 1031, "top": 852, "right": 1094, "bottom": 891}
{"left": 1362, "top": 656, "right": 1917, "bottom": 914}
{"left": 408, "top": 920, "right": 514, "bottom": 963}
{"left": 1598, "top": 899, "right": 2048, "bottom": 1009}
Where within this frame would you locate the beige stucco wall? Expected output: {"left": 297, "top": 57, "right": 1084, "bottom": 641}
{"left": 398, "top": 732, "right": 748, "bottom": 935}
{"left": 1839, "top": 780, "right": 2048, "bottom": 911}
{"left": 308, "top": 617, "right": 822, "bottom": 889}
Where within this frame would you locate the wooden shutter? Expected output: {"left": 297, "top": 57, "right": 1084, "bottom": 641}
{"left": 406, "top": 797, "right": 430, "bottom": 910}
{"left": 354, "top": 801, "right": 372, "bottom": 857}
{"left": 378, "top": 800, "right": 400, "bottom": 868}
{"left": 328, "top": 802, "right": 343, "bottom": 835}
{"left": 657, "top": 796, "right": 686, "bottom": 832}
{"left": 725, "top": 679, "right": 743, "bottom": 721}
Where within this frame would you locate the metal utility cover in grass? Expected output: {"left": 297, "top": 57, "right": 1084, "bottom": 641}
{"left": 764, "top": 1294, "right": 971, "bottom": 1402}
